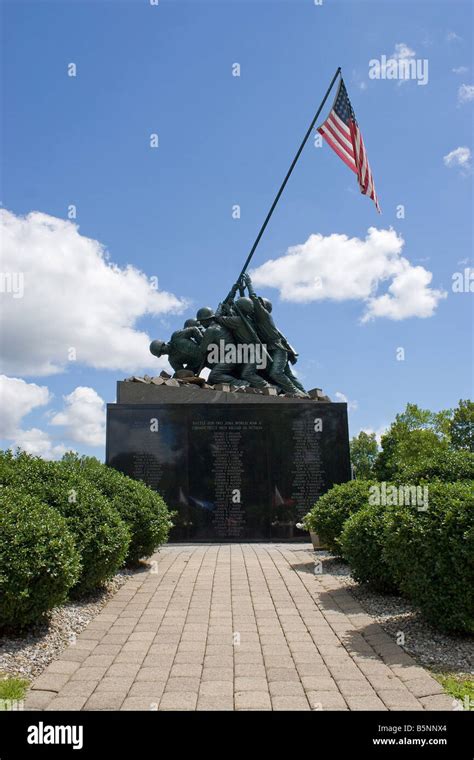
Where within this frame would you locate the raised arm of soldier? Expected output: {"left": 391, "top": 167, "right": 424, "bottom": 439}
{"left": 242, "top": 272, "right": 254, "bottom": 296}
{"left": 242, "top": 274, "right": 307, "bottom": 396}
{"left": 215, "top": 281, "right": 240, "bottom": 317}
{"left": 243, "top": 273, "right": 298, "bottom": 363}
{"left": 243, "top": 273, "right": 276, "bottom": 327}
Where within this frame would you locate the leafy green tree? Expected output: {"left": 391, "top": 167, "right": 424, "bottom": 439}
{"left": 375, "top": 403, "right": 450, "bottom": 481}
{"left": 396, "top": 428, "right": 448, "bottom": 467}
{"left": 350, "top": 431, "right": 378, "bottom": 479}
{"left": 396, "top": 448, "right": 474, "bottom": 483}
{"left": 450, "top": 399, "right": 474, "bottom": 452}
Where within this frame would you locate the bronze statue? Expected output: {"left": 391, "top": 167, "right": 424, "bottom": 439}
{"left": 195, "top": 306, "right": 248, "bottom": 387}
{"left": 215, "top": 289, "right": 272, "bottom": 390}
{"left": 149, "top": 276, "right": 310, "bottom": 396}
{"left": 149, "top": 324, "right": 202, "bottom": 374}
{"left": 242, "top": 273, "right": 308, "bottom": 397}
{"left": 184, "top": 318, "right": 205, "bottom": 336}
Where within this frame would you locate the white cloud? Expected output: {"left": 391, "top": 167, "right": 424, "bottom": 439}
{"left": 393, "top": 42, "right": 416, "bottom": 60}
{"left": 0, "top": 374, "right": 50, "bottom": 436}
{"left": 363, "top": 265, "right": 444, "bottom": 322}
{"left": 250, "top": 227, "right": 446, "bottom": 322}
{"left": 443, "top": 146, "right": 471, "bottom": 173}
{"left": 0, "top": 374, "right": 65, "bottom": 458}
{"left": 447, "top": 31, "right": 462, "bottom": 42}
{"left": 458, "top": 83, "right": 474, "bottom": 103}
{"left": 452, "top": 66, "right": 468, "bottom": 74}
{"left": 0, "top": 209, "right": 187, "bottom": 376}
{"left": 386, "top": 43, "right": 416, "bottom": 86}
{"left": 13, "top": 428, "right": 67, "bottom": 459}
{"left": 379, "top": 43, "right": 416, "bottom": 72}
{"left": 50, "top": 387, "right": 106, "bottom": 448}
{"left": 334, "top": 392, "right": 358, "bottom": 411}
{"left": 368, "top": 43, "right": 429, "bottom": 87}
{"left": 393, "top": 44, "right": 418, "bottom": 87}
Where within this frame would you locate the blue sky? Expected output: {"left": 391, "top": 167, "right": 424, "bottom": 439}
{"left": 1, "top": 0, "right": 472, "bottom": 458}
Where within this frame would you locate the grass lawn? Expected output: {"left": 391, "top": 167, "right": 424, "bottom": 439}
{"left": 434, "top": 672, "right": 474, "bottom": 710}
{"left": 0, "top": 674, "right": 29, "bottom": 708}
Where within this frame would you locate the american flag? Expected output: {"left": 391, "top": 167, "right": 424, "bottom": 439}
{"left": 317, "top": 78, "right": 381, "bottom": 212}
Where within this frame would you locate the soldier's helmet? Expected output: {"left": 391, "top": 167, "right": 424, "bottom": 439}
{"left": 235, "top": 297, "right": 254, "bottom": 316}
{"left": 196, "top": 306, "right": 215, "bottom": 322}
{"left": 184, "top": 318, "right": 199, "bottom": 328}
{"left": 149, "top": 339, "right": 166, "bottom": 357}
{"left": 261, "top": 297, "right": 273, "bottom": 313}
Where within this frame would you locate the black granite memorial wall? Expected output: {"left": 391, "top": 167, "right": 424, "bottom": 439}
{"left": 106, "top": 382, "right": 351, "bottom": 541}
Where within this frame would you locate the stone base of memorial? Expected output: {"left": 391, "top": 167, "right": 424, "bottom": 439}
{"left": 106, "top": 380, "right": 351, "bottom": 542}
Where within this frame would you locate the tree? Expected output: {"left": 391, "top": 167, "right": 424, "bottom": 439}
{"left": 374, "top": 403, "right": 450, "bottom": 481}
{"left": 350, "top": 431, "right": 378, "bottom": 479}
{"left": 450, "top": 399, "right": 474, "bottom": 452}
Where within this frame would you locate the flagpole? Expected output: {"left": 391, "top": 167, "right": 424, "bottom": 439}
{"left": 237, "top": 66, "right": 341, "bottom": 281}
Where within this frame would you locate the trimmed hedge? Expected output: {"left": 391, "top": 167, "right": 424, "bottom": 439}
{"left": 383, "top": 481, "right": 474, "bottom": 633}
{"left": 303, "top": 480, "right": 374, "bottom": 554}
{"left": 0, "top": 487, "right": 81, "bottom": 628}
{"left": 4, "top": 454, "right": 130, "bottom": 594}
{"left": 63, "top": 455, "right": 172, "bottom": 564}
{"left": 340, "top": 502, "right": 398, "bottom": 594}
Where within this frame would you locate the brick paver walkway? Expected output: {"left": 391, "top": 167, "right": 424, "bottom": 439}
{"left": 25, "top": 544, "right": 455, "bottom": 711}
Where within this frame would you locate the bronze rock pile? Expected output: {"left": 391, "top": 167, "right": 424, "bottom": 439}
{"left": 124, "top": 370, "right": 330, "bottom": 401}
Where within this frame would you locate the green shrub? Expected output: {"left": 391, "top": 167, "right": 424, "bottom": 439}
{"left": 6, "top": 453, "right": 130, "bottom": 594}
{"left": 340, "top": 502, "right": 398, "bottom": 593}
{"left": 303, "top": 480, "right": 374, "bottom": 554}
{"left": 62, "top": 455, "right": 172, "bottom": 564}
{"left": 0, "top": 487, "right": 81, "bottom": 628}
{"left": 396, "top": 448, "right": 474, "bottom": 484}
{"left": 383, "top": 481, "right": 474, "bottom": 633}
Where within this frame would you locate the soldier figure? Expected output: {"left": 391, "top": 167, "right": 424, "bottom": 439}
{"left": 242, "top": 273, "right": 308, "bottom": 397}
{"left": 214, "top": 284, "right": 272, "bottom": 390}
{"left": 149, "top": 324, "right": 202, "bottom": 375}
{"left": 184, "top": 318, "right": 205, "bottom": 336}
{"left": 195, "top": 306, "right": 248, "bottom": 387}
